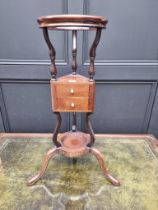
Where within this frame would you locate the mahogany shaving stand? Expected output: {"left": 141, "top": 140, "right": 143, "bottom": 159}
{"left": 27, "top": 15, "right": 120, "bottom": 186}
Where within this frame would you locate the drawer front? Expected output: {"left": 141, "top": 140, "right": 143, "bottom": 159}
{"left": 53, "top": 97, "right": 91, "bottom": 112}
{"left": 54, "top": 84, "right": 89, "bottom": 97}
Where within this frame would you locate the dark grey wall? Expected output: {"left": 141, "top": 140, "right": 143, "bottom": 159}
{"left": 0, "top": 109, "right": 5, "bottom": 132}
{"left": 0, "top": 0, "right": 158, "bottom": 137}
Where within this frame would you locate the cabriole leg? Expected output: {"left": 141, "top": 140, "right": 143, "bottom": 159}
{"left": 89, "top": 147, "right": 120, "bottom": 186}
{"left": 27, "top": 147, "right": 61, "bottom": 186}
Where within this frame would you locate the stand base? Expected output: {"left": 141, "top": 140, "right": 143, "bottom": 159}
{"left": 27, "top": 131, "right": 120, "bottom": 186}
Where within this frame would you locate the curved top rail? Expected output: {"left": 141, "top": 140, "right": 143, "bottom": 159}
{"left": 37, "top": 14, "right": 108, "bottom": 30}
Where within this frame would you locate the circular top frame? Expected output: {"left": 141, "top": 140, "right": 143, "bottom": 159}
{"left": 37, "top": 14, "right": 108, "bottom": 30}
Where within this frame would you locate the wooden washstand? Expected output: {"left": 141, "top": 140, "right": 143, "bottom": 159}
{"left": 27, "top": 14, "right": 120, "bottom": 186}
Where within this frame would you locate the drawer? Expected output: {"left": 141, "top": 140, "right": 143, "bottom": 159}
{"left": 53, "top": 97, "right": 92, "bottom": 112}
{"left": 53, "top": 83, "right": 89, "bottom": 97}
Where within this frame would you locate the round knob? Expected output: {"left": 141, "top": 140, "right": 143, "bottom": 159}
{"left": 70, "top": 89, "right": 74, "bottom": 94}
{"left": 71, "top": 102, "right": 75, "bottom": 108}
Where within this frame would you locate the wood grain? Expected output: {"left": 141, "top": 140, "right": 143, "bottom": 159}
{"left": 50, "top": 74, "right": 95, "bottom": 112}
{"left": 37, "top": 14, "right": 108, "bottom": 30}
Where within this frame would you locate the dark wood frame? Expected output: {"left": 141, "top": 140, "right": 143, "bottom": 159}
{"left": 17, "top": 15, "right": 118, "bottom": 186}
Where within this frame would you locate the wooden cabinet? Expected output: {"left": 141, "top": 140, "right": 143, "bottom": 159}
{"left": 50, "top": 74, "right": 95, "bottom": 112}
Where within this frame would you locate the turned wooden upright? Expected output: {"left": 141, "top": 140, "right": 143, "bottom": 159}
{"left": 27, "top": 15, "right": 120, "bottom": 186}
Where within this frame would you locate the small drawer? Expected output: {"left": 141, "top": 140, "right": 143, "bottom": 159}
{"left": 54, "top": 84, "right": 89, "bottom": 97}
{"left": 53, "top": 97, "right": 90, "bottom": 112}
